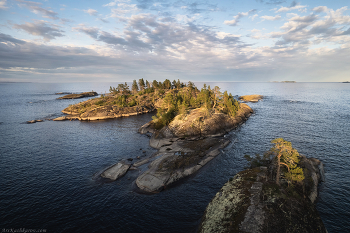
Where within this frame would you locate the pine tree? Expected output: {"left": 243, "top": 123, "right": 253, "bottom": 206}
{"left": 164, "top": 79, "right": 172, "bottom": 89}
{"left": 270, "top": 138, "right": 305, "bottom": 185}
{"left": 138, "top": 78, "right": 145, "bottom": 91}
{"left": 212, "top": 86, "right": 222, "bottom": 109}
{"left": 132, "top": 80, "right": 139, "bottom": 94}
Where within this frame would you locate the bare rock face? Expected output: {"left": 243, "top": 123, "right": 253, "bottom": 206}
{"left": 57, "top": 92, "right": 98, "bottom": 99}
{"left": 168, "top": 103, "right": 253, "bottom": 138}
{"left": 136, "top": 137, "right": 230, "bottom": 193}
{"left": 199, "top": 158, "right": 327, "bottom": 233}
{"left": 101, "top": 162, "right": 131, "bottom": 181}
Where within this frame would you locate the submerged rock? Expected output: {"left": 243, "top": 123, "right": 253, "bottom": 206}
{"left": 101, "top": 162, "right": 131, "bottom": 181}
{"left": 198, "top": 157, "right": 327, "bottom": 233}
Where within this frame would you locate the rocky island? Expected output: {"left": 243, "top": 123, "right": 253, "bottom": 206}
{"left": 199, "top": 138, "right": 326, "bottom": 233}
{"left": 57, "top": 91, "right": 98, "bottom": 99}
{"left": 58, "top": 79, "right": 255, "bottom": 192}
{"left": 239, "top": 95, "right": 263, "bottom": 103}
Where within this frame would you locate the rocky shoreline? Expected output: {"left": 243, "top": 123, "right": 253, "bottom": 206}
{"left": 101, "top": 103, "right": 253, "bottom": 193}
{"left": 53, "top": 105, "right": 155, "bottom": 121}
{"left": 198, "top": 155, "right": 326, "bottom": 233}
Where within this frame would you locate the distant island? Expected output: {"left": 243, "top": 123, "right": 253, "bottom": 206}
{"left": 342, "top": 81, "right": 350, "bottom": 83}
{"left": 271, "top": 81, "right": 296, "bottom": 83}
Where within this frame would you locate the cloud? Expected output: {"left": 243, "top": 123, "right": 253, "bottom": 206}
{"left": 110, "top": 3, "right": 138, "bottom": 16}
{"left": 313, "top": 6, "right": 328, "bottom": 13}
{"left": 0, "top": 0, "right": 8, "bottom": 10}
{"left": 16, "top": 0, "right": 59, "bottom": 20}
{"left": 270, "top": 6, "right": 350, "bottom": 47}
{"left": 13, "top": 20, "right": 64, "bottom": 41}
{"left": 0, "top": 32, "right": 26, "bottom": 44}
{"left": 289, "top": 14, "right": 317, "bottom": 23}
{"left": 103, "top": 0, "right": 131, "bottom": 7}
{"left": 251, "top": 14, "right": 259, "bottom": 21}
{"left": 224, "top": 9, "right": 257, "bottom": 26}
{"left": 84, "top": 9, "right": 98, "bottom": 16}
{"left": 261, "top": 15, "right": 281, "bottom": 21}
{"left": 75, "top": 13, "right": 245, "bottom": 62}
{"left": 256, "top": 0, "right": 286, "bottom": 5}
{"left": 275, "top": 2, "right": 307, "bottom": 13}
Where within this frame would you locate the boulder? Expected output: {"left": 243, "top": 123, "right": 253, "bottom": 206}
{"left": 101, "top": 162, "right": 131, "bottom": 181}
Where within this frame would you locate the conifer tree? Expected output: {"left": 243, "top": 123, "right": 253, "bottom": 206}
{"left": 138, "top": 78, "right": 145, "bottom": 91}
{"left": 132, "top": 80, "right": 139, "bottom": 94}
{"left": 270, "top": 138, "right": 305, "bottom": 185}
{"left": 164, "top": 79, "right": 172, "bottom": 89}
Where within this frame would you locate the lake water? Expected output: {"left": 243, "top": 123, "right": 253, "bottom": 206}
{"left": 0, "top": 82, "right": 349, "bottom": 232}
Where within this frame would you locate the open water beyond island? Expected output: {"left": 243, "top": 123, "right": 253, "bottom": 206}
{"left": 0, "top": 82, "right": 349, "bottom": 232}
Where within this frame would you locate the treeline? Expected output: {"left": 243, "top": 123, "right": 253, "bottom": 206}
{"left": 108, "top": 79, "right": 240, "bottom": 128}
{"left": 109, "top": 79, "right": 186, "bottom": 96}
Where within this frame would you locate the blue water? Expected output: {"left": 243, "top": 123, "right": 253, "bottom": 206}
{"left": 0, "top": 82, "right": 349, "bottom": 232}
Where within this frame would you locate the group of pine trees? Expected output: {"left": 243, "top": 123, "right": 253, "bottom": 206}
{"left": 109, "top": 79, "right": 186, "bottom": 96}
{"left": 108, "top": 79, "right": 241, "bottom": 128}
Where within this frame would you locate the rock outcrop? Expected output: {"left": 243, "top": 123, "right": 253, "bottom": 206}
{"left": 135, "top": 103, "right": 253, "bottom": 193}
{"left": 168, "top": 103, "right": 253, "bottom": 138}
{"left": 101, "top": 162, "right": 131, "bottom": 180}
{"left": 239, "top": 95, "right": 263, "bottom": 103}
{"left": 198, "top": 157, "right": 326, "bottom": 233}
{"left": 27, "top": 119, "right": 43, "bottom": 124}
{"left": 57, "top": 92, "right": 97, "bottom": 99}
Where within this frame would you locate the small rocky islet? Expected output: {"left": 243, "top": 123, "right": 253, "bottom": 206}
{"left": 56, "top": 91, "right": 98, "bottom": 99}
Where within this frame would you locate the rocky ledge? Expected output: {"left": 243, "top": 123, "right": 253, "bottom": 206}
{"left": 57, "top": 91, "right": 98, "bottom": 99}
{"left": 134, "top": 103, "right": 253, "bottom": 193}
{"left": 239, "top": 95, "right": 263, "bottom": 103}
{"left": 198, "top": 156, "right": 326, "bottom": 233}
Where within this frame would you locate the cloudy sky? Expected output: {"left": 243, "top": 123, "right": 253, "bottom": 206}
{"left": 0, "top": 0, "right": 349, "bottom": 82}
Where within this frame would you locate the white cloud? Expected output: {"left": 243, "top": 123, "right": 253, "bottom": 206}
{"left": 261, "top": 15, "right": 281, "bottom": 21}
{"left": 224, "top": 9, "right": 256, "bottom": 26}
{"left": 103, "top": 0, "right": 130, "bottom": 7}
{"left": 16, "top": 0, "right": 60, "bottom": 20}
{"left": 13, "top": 20, "right": 64, "bottom": 41}
{"left": 84, "top": 9, "right": 98, "bottom": 16}
{"left": 0, "top": 0, "right": 8, "bottom": 10}
{"left": 110, "top": 3, "right": 138, "bottom": 17}
{"left": 276, "top": 4, "right": 307, "bottom": 13}
{"left": 251, "top": 14, "right": 258, "bottom": 21}
{"left": 313, "top": 6, "right": 328, "bottom": 13}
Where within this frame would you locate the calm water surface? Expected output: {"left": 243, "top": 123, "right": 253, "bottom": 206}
{"left": 0, "top": 82, "right": 349, "bottom": 232}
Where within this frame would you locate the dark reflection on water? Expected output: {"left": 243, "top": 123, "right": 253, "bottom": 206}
{"left": 0, "top": 82, "right": 349, "bottom": 232}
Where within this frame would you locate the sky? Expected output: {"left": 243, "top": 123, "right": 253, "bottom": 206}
{"left": 0, "top": 0, "right": 349, "bottom": 82}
